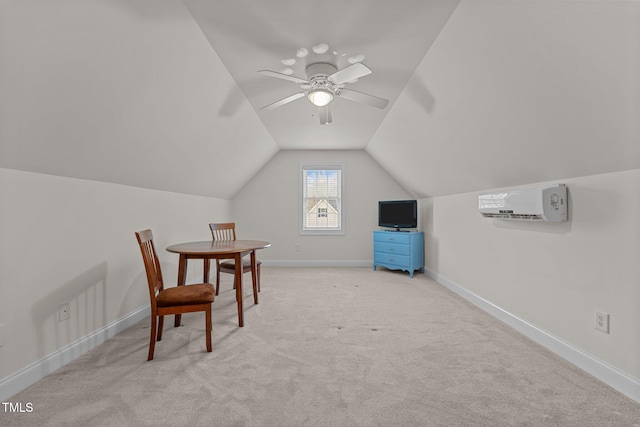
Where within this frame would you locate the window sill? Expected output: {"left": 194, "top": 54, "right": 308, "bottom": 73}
{"left": 299, "top": 230, "right": 345, "bottom": 236}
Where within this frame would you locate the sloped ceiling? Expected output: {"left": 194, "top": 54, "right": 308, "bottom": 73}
{"left": 368, "top": 1, "right": 640, "bottom": 198}
{"left": 0, "top": 0, "right": 279, "bottom": 199}
{"left": 1, "top": 1, "right": 639, "bottom": 199}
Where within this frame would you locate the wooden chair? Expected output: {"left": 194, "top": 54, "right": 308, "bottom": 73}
{"left": 209, "top": 222, "right": 261, "bottom": 296}
{"left": 135, "top": 229, "right": 215, "bottom": 361}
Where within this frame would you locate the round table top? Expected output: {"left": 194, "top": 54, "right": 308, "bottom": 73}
{"left": 166, "top": 240, "right": 271, "bottom": 255}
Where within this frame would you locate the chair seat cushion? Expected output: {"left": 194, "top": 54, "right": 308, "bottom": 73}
{"left": 156, "top": 283, "right": 215, "bottom": 307}
{"left": 219, "top": 259, "right": 261, "bottom": 269}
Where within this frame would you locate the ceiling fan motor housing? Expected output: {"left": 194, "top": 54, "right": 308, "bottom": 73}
{"left": 306, "top": 63, "right": 337, "bottom": 80}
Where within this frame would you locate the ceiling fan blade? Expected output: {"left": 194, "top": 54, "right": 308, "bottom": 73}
{"left": 336, "top": 88, "right": 389, "bottom": 109}
{"left": 318, "top": 105, "right": 332, "bottom": 125}
{"left": 328, "top": 63, "right": 372, "bottom": 85}
{"left": 261, "top": 92, "right": 305, "bottom": 111}
{"left": 258, "top": 70, "right": 309, "bottom": 85}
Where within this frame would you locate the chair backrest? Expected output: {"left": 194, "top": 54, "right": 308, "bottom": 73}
{"left": 135, "top": 229, "right": 164, "bottom": 304}
{"left": 209, "top": 222, "right": 237, "bottom": 242}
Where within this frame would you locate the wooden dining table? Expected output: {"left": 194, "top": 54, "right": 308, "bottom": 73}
{"left": 166, "top": 240, "right": 270, "bottom": 327}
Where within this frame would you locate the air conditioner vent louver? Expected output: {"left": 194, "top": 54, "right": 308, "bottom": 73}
{"left": 481, "top": 213, "right": 544, "bottom": 220}
{"left": 478, "top": 185, "right": 567, "bottom": 222}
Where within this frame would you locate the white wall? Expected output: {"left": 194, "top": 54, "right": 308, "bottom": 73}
{"left": 231, "top": 150, "right": 412, "bottom": 265}
{"left": 422, "top": 170, "right": 640, "bottom": 380}
{"left": 0, "top": 168, "right": 230, "bottom": 388}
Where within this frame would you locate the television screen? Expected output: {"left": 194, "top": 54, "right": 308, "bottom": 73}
{"left": 378, "top": 200, "right": 417, "bottom": 230}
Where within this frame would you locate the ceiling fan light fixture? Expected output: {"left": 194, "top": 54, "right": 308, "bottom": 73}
{"left": 307, "top": 89, "right": 333, "bottom": 107}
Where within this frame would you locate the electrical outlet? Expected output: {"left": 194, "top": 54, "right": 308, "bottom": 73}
{"left": 59, "top": 302, "right": 70, "bottom": 321}
{"left": 595, "top": 310, "right": 609, "bottom": 334}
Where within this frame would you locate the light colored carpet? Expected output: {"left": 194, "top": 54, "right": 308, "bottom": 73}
{"left": 3, "top": 267, "right": 640, "bottom": 426}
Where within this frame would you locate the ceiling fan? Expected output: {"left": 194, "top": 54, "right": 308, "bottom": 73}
{"left": 258, "top": 62, "right": 389, "bottom": 125}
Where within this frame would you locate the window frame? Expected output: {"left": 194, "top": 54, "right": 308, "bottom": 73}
{"left": 299, "top": 161, "right": 345, "bottom": 235}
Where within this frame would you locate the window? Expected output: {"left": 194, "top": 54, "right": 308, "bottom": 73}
{"left": 300, "top": 162, "right": 344, "bottom": 234}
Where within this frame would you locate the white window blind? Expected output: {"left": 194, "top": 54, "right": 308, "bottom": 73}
{"left": 300, "top": 162, "right": 344, "bottom": 234}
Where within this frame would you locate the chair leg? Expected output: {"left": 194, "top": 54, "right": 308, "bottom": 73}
{"left": 157, "top": 315, "right": 164, "bottom": 341}
{"left": 205, "top": 306, "right": 212, "bottom": 353}
{"left": 250, "top": 258, "right": 258, "bottom": 304}
{"left": 215, "top": 262, "right": 221, "bottom": 295}
{"left": 148, "top": 315, "right": 157, "bottom": 361}
{"left": 252, "top": 271, "right": 258, "bottom": 304}
{"left": 257, "top": 264, "right": 261, "bottom": 293}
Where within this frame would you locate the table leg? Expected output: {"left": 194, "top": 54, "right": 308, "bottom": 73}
{"left": 203, "top": 258, "right": 210, "bottom": 283}
{"left": 251, "top": 250, "right": 258, "bottom": 305}
{"left": 175, "top": 254, "right": 187, "bottom": 327}
{"left": 235, "top": 253, "right": 244, "bottom": 327}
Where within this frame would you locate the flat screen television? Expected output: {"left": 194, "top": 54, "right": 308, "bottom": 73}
{"left": 378, "top": 200, "right": 417, "bottom": 230}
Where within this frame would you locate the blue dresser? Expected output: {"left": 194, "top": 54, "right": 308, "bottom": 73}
{"left": 373, "top": 231, "right": 424, "bottom": 278}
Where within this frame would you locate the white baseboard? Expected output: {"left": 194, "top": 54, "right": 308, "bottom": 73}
{"left": 423, "top": 267, "right": 640, "bottom": 404}
{"left": 261, "top": 260, "right": 372, "bottom": 268}
{"left": 0, "top": 305, "right": 149, "bottom": 401}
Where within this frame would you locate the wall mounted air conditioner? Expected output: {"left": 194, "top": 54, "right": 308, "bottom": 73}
{"left": 478, "top": 184, "right": 568, "bottom": 222}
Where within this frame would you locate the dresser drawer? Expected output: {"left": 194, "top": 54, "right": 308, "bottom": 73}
{"left": 375, "top": 242, "right": 410, "bottom": 256}
{"left": 374, "top": 252, "right": 410, "bottom": 267}
{"left": 373, "top": 232, "right": 411, "bottom": 244}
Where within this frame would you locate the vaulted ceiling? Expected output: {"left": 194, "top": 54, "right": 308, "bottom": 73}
{"left": 183, "top": 0, "right": 460, "bottom": 150}
{"left": 1, "top": 1, "right": 639, "bottom": 199}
